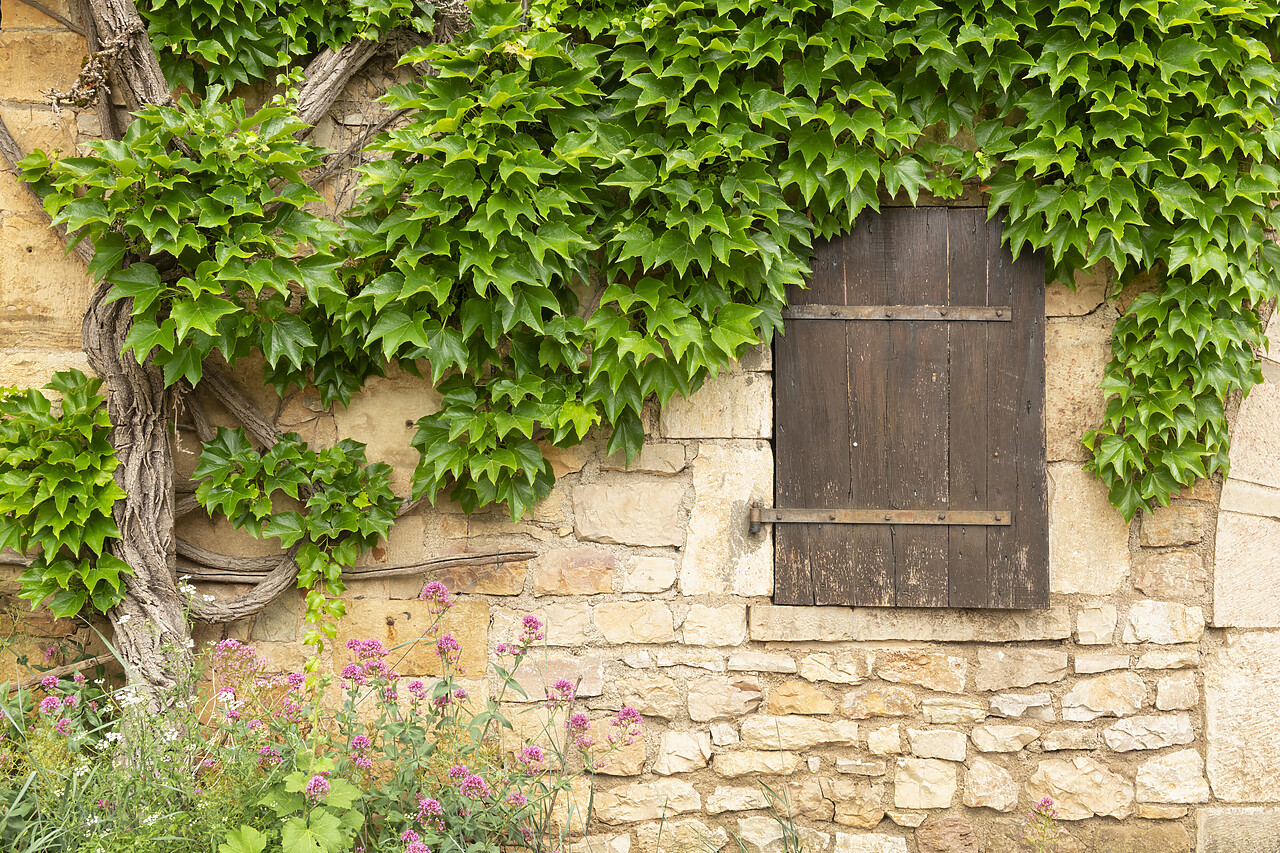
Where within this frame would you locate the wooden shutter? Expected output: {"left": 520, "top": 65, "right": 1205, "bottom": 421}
{"left": 773, "top": 207, "right": 1048, "bottom": 609}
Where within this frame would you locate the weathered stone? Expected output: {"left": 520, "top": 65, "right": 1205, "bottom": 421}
{"left": 0, "top": 349, "right": 91, "bottom": 390}
{"left": 621, "top": 672, "right": 682, "bottom": 720}
{"left": 963, "top": 757, "right": 1018, "bottom": 812}
{"left": 1091, "top": 824, "right": 1191, "bottom": 853}
{"left": 888, "top": 812, "right": 927, "bottom": 828}
{"left": 1103, "top": 713, "right": 1194, "bottom": 752}
{"left": 921, "top": 698, "right": 986, "bottom": 724}
{"left": 1207, "top": 632, "right": 1280, "bottom": 802}
{"left": 1195, "top": 807, "right": 1280, "bottom": 853}
{"left": 868, "top": 724, "right": 902, "bottom": 755}
{"left": 830, "top": 779, "right": 885, "bottom": 828}
{"left": 623, "top": 556, "right": 677, "bottom": 593}
{"left": 250, "top": 590, "right": 300, "bottom": 642}
{"left": 1074, "top": 653, "right": 1129, "bottom": 674}
{"left": 975, "top": 648, "right": 1069, "bottom": 692}
{"left": 915, "top": 815, "right": 978, "bottom": 853}
{"left": 768, "top": 680, "right": 836, "bottom": 715}
{"left": 579, "top": 835, "right": 631, "bottom": 853}
{"left": 710, "top": 722, "right": 739, "bottom": 746}
{"left": 707, "top": 786, "right": 769, "bottom": 814}
{"left": 748, "top": 604, "right": 1071, "bottom": 642}
{"left": 588, "top": 721, "right": 646, "bottom": 776}
{"left": 394, "top": 556, "right": 527, "bottom": 597}
{"left": 636, "top": 819, "right": 727, "bottom": 853}
{"left": 575, "top": 481, "right": 687, "bottom": 547}
{"left": 1048, "top": 463, "right": 1130, "bottom": 594}
{"left": 653, "top": 731, "right": 712, "bottom": 775}
{"left": 907, "top": 729, "right": 967, "bottom": 761}
{"left": 1133, "top": 550, "right": 1207, "bottom": 600}
{"left": 0, "top": 31, "right": 84, "bottom": 104}
{"left": 739, "top": 817, "right": 833, "bottom": 853}
{"left": 1136, "top": 651, "right": 1198, "bottom": 671}
{"left": 877, "top": 651, "right": 966, "bottom": 694}
{"left": 1123, "top": 600, "right": 1205, "bottom": 645}
{"left": 681, "top": 441, "right": 773, "bottom": 596}
{"left": 843, "top": 687, "right": 917, "bottom": 720}
{"left": 0, "top": 0, "right": 73, "bottom": 29}
{"left": 1213, "top": 511, "right": 1280, "bottom": 628}
{"left": 729, "top": 651, "right": 797, "bottom": 673}
{"left": 1156, "top": 672, "right": 1197, "bottom": 711}
{"left": 531, "top": 546, "right": 615, "bottom": 595}
{"left": 597, "top": 602, "right": 676, "bottom": 644}
{"left": 1041, "top": 728, "right": 1100, "bottom": 751}
{"left": 538, "top": 442, "right": 583, "bottom": 478}
{"left": 492, "top": 602, "right": 590, "bottom": 647}
{"left": 602, "top": 443, "right": 688, "bottom": 475}
{"left": 655, "top": 649, "right": 726, "bottom": 670}
{"left": 512, "top": 655, "right": 605, "bottom": 700}
{"left": 971, "top": 725, "right": 1039, "bottom": 753}
{"left": 681, "top": 603, "right": 748, "bottom": 647}
{"left": 894, "top": 758, "right": 956, "bottom": 809}
{"left": 833, "top": 835, "right": 907, "bottom": 853}
{"left": 334, "top": 599, "right": 487, "bottom": 678}
{"left": 1137, "top": 749, "right": 1210, "bottom": 803}
{"left": 988, "top": 693, "right": 1054, "bottom": 721}
{"left": 712, "top": 750, "right": 803, "bottom": 777}
{"left": 1140, "top": 505, "right": 1207, "bottom": 546}
{"left": 1223, "top": 377, "right": 1280, "bottom": 489}
{"left": 1137, "top": 804, "right": 1187, "bottom": 819}
{"left": 742, "top": 715, "right": 859, "bottom": 749}
{"left": 0, "top": 212, "right": 96, "bottom": 348}
{"left": 660, "top": 371, "right": 771, "bottom": 439}
{"left": 1045, "top": 315, "right": 1112, "bottom": 461}
{"left": 787, "top": 777, "right": 833, "bottom": 819}
{"left": 1062, "top": 672, "right": 1146, "bottom": 721}
{"left": 1221, "top": 477, "right": 1280, "bottom": 519}
{"left": 838, "top": 758, "right": 888, "bottom": 777}
{"left": 1026, "top": 756, "right": 1134, "bottom": 820}
{"left": 592, "top": 779, "right": 700, "bottom": 824}
{"left": 1076, "top": 603, "right": 1117, "bottom": 645}
{"left": 688, "top": 677, "right": 763, "bottom": 722}
{"left": 333, "top": 367, "right": 441, "bottom": 492}
{"left": 800, "top": 650, "right": 873, "bottom": 684}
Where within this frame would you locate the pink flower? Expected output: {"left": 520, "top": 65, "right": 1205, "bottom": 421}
{"left": 435, "top": 633, "right": 461, "bottom": 666}
{"left": 340, "top": 664, "right": 368, "bottom": 686}
{"left": 304, "top": 774, "right": 330, "bottom": 804}
{"left": 517, "top": 745, "right": 546, "bottom": 774}
{"left": 459, "top": 773, "right": 491, "bottom": 799}
{"left": 40, "top": 675, "right": 58, "bottom": 689}
{"left": 258, "top": 745, "right": 282, "bottom": 766}
{"left": 505, "top": 791, "right": 528, "bottom": 807}
{"left": 346, "top": 638, "right": 389, "bottom": 660}
{"left": 351, "top": 735, "right": 371, "bottom": 751}
{"left": 401, "top": 830, "right": 420, "bottom": 844}
{"left": 544, "top": 678, "right": 574, "bottom": 708}
{"left": 38, "top": 696, "right": 61, "bottom": 715}
{"left": 519, "top": 615, "right": 545, "bottom": 645}
{"left": 287, "top": 672, "right": 306, "bottom": 688}
{"left": 72, "top": 673, "right": 86, "bottom": 684}
{"left": 416, "top": 796, "right": 444, "bottom": 831}
{"left": 406, "top": 842, "right": 430, "bottom": 853}
{"left": 418, "top": 581, "right": 453, "bottom": 614}
{"left": 453, "top": 687, "right": 467, "bottom": 700}
{"left": 62, "top": 695, "right": 79, "bottom": 708}
{"left": 566, "top": 713, "right": 593, "bottom": 749}
{"left": 611, "top": 705, "right": 642, "bottom": 744}
{"left": 355, "top": 756, "right": 373, "bottom": 770}
{"left": 54, "top": 718, "right": 71, "bottom": 735}
{"left": 408, "top": 680, "right": 426, "bottom": 699}
{"left": 447, "top": 764, "right": 468, "bottom": 779}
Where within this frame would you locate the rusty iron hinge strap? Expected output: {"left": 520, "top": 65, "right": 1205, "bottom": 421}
{"left": 782, "top": 305, "right": 1011, "bottom": 322}
{"left": 749, "top": 505, "right": 1011, "bottom": 534}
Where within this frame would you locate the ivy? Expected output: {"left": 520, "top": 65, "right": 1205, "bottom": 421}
{"left": 0, "top": 371, "right": 131, "bottom": 618}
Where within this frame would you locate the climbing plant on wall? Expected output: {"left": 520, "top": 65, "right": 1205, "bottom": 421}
{"left": 1, "top": 0, "right": 1278, "bottom": 694}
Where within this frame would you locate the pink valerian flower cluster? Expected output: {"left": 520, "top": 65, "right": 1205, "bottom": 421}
{"left": 544, "top": 678, "right": 574, "bottom": 709}
{"left": 608, "top": 706, "right": 643, "bottom": 747}
{"left": 416, "top": 795, "right": 444, "bottom": 832}
{"left": 304, "top": 774, "right": 330, "bottom": 804}
{"left": 258, "top": 745, "right": 282, "bottom": 767}
{"left": 432, "top": 687, "right": 469, "bottom": 708}
{"left": 38, "top": 696, "right": 61, "bottom": 716}
{"left": 418, "top": 581, "right": 453, "bottom": 615}
{"left": 1022, "top": 796, "right": 1068, "bottom": 853}
{"left": 565, "top": 713, "right": 593, "bottom": 749}
{"left": 435, "top": 633, "right": 461, "bottom": 667}
{"left": 408, "top": 680, "right": 426, "bottom": 701}
{"left": 401, "top": 830, "right": 419, "bottom": 844}
{"left": 350, "top": 733, "right": 374, "bottom": 770}
{"left": 458, "top": 773, "right": 491, "bottom": 800}
{"left": 496, "top": 615, "right": 545, "bottom": 657}
{"left": 340, "top": 639, "right": 399, "bottom": 687}
{"left": 505, "top": 791, "right": 528, "bottom": 807}
{"left": 54, "top": 718, "right": 72, "bottom": 735}
{"left": 40, "top": 675, "right": 58, "bottom": 689}
{"left": 447, "top": 764, "right": 468, "bottom": 779}
{"left": 516, "top": 744, "right": 546, "bottom": 774}
{"left": 405, "top": 842, "right": 430, "bottom": 853}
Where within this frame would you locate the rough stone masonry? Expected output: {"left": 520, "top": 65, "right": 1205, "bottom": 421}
{"left": 5, "top": 5, "right": 1280, "bottom": 852}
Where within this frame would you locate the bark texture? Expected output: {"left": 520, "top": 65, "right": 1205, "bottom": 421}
{"left": 84, "top": 0, "right": 172, "bottom": 110}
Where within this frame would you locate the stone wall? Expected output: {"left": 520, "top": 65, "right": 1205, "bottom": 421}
{"left": 3, "top": 8, "right": 1280, "bottom": 852}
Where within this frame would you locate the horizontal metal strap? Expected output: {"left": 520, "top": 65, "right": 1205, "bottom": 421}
{"left": 749, "top": 505, "right": 1010, "bottom": 533}
{"left": 782, "top": 304, "right": 1011, "bottom": 321}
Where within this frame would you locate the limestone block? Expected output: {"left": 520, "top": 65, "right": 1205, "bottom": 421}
{"left": 1041, "top": 728, "right": 1100, "bottom": 751}
{"left": 250, "top": 590, "right": 301, "bottom": 643}
{"left": 1062, "top": 672, "right": 1146, "bottom": 721}
{"left": 975, "top": 648, "right": 1068, "bottom": 692}
{"left": 1136, "top": 749, "right": 1209, "bottom": 803}
{"left": 877, "top": 650, "right": 967, "bottom": 693}
{"left": 830, "top": 778, "right": 886, "bottom": 828}
{"left": 915, "top": 816, "right": 978, "bottom": 853}
{"left": 748, "top": 604, "right": 1071, "bottom": 642}
{"left": 389, "top": 555, "right": 527, "bottom": 598}
{"left": 1136, "top": 649, "right": 1199, "bottom": 669}
{"left": 894, "top": 758, "right": 956, "bottom": 809}
{"left": 1226, "top": 377, "right": 1280, "bottom": 488}
{"left": 688, "top": 677, "right": 763, "bottom": 722}
{"left": 655, "top": 649, "right": 726, "bottom": 670}
{"left": 575, "top": 480, "right": 687, "bottom": 547}
{"left": 833, "top": 835, "right": 907, "bottom": 853}
{"left": 592, "top": 779, "right": 700, "bottom": 824}
{"left": 768, "top": 680, "right": 835, "bottom": 715}
{"left": 971, "top": 725, "right": 1039, "bottom": 753}
{"left": 788, "top": 776, "right": 834, "bottom": 819}
{"left": 1092, "top": 823, "right": 1191, "bottom": 853}
{"left": 332, "top": 368, "right": 440, "bottom": 493}
{"left": 539, "top": 442, "right": 584, "bottom": 477}
{"left": 511, "top": 654, "right": 605, "bottom": 700}
{"left": 1139, "top": 505, "right": 1207, "bottom": 546}
{"left": 907, "top": 729, "right": 967, "bottom": 761}
{"left": 741, "top": 715, "right": 859, "bottom": 749}
{"left": 1221, "top": 478, "right": 1280, "bottom": 519}
{"left": 1102, "top": 713, "right": 1193, "bottom": 752}
{"left": 1074, "top": 654, "right": 1129, "bottom": 674}
{"left": 492, "top": 602, "right": 590, "bottom": 647}
{"left": 988, "top": 693, "right": 1054, "bottom": 721}
{"left": 1122, "top": 600, "right": 1204, "bottom": 644}
{"left": 799, "top": 650, "right": 873, "bottom": 684}
{"left": 681, "top": 603, "right": 747, "bottom": 647}
{"left": 622, "top": 672, "right": 683, "bottom": 720}
{"left": 1045, "top": 315, "right": 1112, "bottom": 461}
{"left": 1195, "top": 807, "right": 1280, "bottom": 853}
{"left": 707, "top": 786, "right": 769, "bottom": 814}
{"left": 531, "top": 546, "right": 614, "bottom": 595}
{"left": 1156, "top": 672, "right": 1197, "bottom": 711}
{"left": 0, "top": 213, "right": 95, "bottom": 348}
{"left": 660, "top": 371, "right": 771, "bottom": 439}
{"left": 1076, "top": 603, "right": 1117, "bottom": 645}
{"left": 0, "top": 0, "right": 72, "bottom": 29}
{"left": 1025, "top": 756, "right": 1134, "bottom": 820}
{"left": 868, "top": 724, "right": 902, "bottom": 755}
{"left": 729, "top": 651, "right": 796, "bottom": 673}
{"left": 963, "top": 757, "right": 1018, "bottom": 812}
{"left": 1132, "top": 551, "right": 1206, "bottom": 600}
{"left": 1213, "top": 511, "right": 1280, "bottom": 627}
{"left": 681, "top": 440, "right": 773, "bottom": 595}
{"left": 888, "top": 812, "right": 926, "bottom": 828}
{"left": 1136, "top": 805, "right": 1187, "bottom": 819}
{"left": 712, "top": 750, "right": 803, "bottom": 777}
{"left": 0, "top": 104, "right": 76, "bottom": 212}
{"left": 843, "top": 687, "right": 917, "bottom": 720}
{"left": 334, "top": 599, "right": 486, "bottom": 677}
{"left": 637, "top": 819, "right": 727, "bottom": 853}
{"left": 921, "top": 698, "right": 986, "bottom": 724}
{"left": 739, "top": 817, "right": 833, "bottom": 853}
{"left": 838, "top": 758, "right": 888, "bottom": 777}
{"left": 588, "top": 720, "right": 646, "bottom": 776}
{"left": 711, "top": 722, "right": 738, "bottom": 746}
{"left": 597, "top": 602, "right": 675, "bottom": 644}
{"left": 1048, "top": 464, "right": 1130, "bottom": 595}
{"left": 0, "top": 31, "right": 84, "bottom": 102}
{"left": 1208, "top": 631, "right": 1280, "bottom": 801}
{"left": 0, "top": 349, "right": 90, "bottom": 389}
{"left": 623, "top": 556, "right": 677, "bottom": 593}
{"left": 653, "top": 731, "right": 712, "bottom": 775}
{"left": 602, "top": 443, "right": 688, "bottom": 475}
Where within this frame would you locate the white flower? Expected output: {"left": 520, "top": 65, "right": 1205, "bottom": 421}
{"left": 201, "top": 594, "right": 215, "bottom": 603}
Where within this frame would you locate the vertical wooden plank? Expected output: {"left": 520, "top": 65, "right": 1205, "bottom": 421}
{"left": 886, "top": 207, "right": 950, "bottom": 607}
{"left": 844, "top": 213, "right": 895, "bottom": 606}
{"left": 774, "top": 238, "right": 852, "bottom": 605}
{"left": 946, "top": 208, "right": 990, "bottom": 608}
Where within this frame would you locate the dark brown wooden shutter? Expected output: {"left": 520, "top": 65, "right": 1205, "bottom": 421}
{"left": 773, "top": 207, "right": 1048, "bottom": 609}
